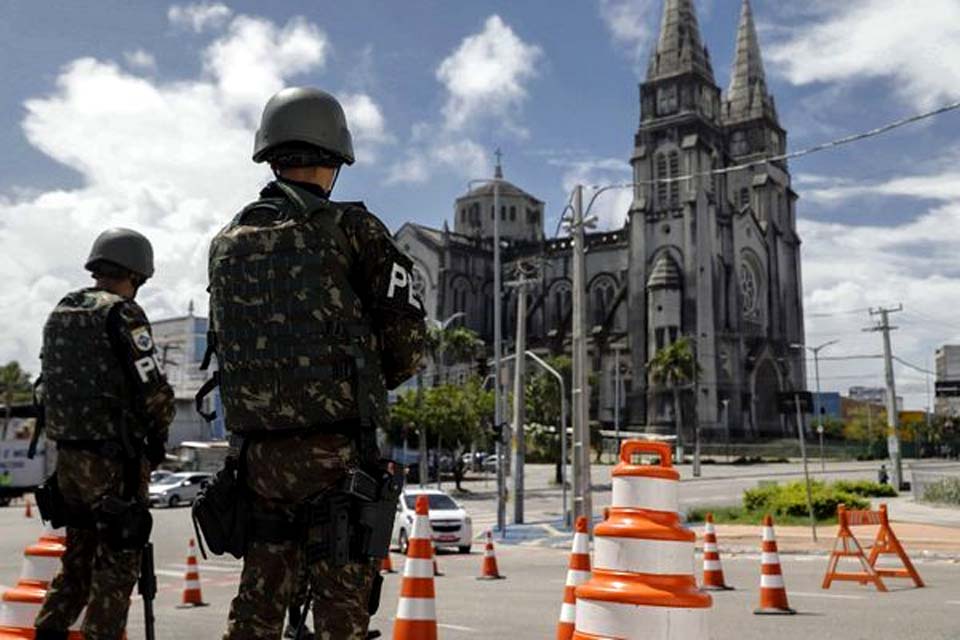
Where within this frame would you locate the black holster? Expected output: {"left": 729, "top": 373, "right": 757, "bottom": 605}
{"left": 352, "top": 466, "right": 403, "bottom": 560}
{"left": 34, "top": 473, "right": 69, "bottom": 529}
{"left": 95, "top": 495, "right": 153, "bottom": 551}
{"left": 191, "top": 456, "right": 248, "bottom": 559}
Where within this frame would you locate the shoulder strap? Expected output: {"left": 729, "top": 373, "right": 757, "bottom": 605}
{"left": 273, "top": 181, "right": 353, "bottom": 261}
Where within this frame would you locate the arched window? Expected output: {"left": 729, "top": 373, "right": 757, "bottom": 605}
{"left": 509, "top": 206, "right": 516, "bottom": 221}
{"left": 739, "top": 187, "right": 750, "bottom": 209}
{"left": 550, "top": 282, "right": 572, "bottom": 330}
{"left": 591, "top": 279, "right": 615, "bottom": 327}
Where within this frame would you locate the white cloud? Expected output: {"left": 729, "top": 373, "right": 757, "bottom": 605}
{"left": 168, "top": 2, "right": 233, "bottom": 33}
{"left": 766, "top": 0, "right": 960, "bottom": 109}
{"left": 435, "top": 15, "right": 541, "bottom": 132}
{"left": 598, "top": 0, "right": 658, "bottom": 66}
{"left": 549, "top": 155, "right": 632, "bottom": 230}
{"left": 340, "top": 92, "right": 393, "bottom": 162}
{"left": 386, "top": 126, "right": 487, "bottom": 185}
{"left": 0, "top": 12, "right": 390, "bottom": 373}
{"left": 124, "top": 49, "right": 157, "bottom": 72}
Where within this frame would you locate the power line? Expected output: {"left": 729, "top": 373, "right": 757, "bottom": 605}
{"left": 892, "top": 356, "right": 935, "bottom": 376}
{"left": 806, "top": 307, "right": 873, "bottom": 319}
{"left": 585, "top": 99, "right": 960, "bottom": 190}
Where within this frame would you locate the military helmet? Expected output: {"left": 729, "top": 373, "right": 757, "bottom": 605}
{"left": 253, "top": 87, "right": 355, "bottom": 166}
{"left": 84, "top": 228, "right": 155, "bottom": 279}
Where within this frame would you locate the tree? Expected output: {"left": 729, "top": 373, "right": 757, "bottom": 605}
{"left": 524, "top": 355, "right": 571, "bottom": 481}
{"left": 647, "top": 337, "right": 701, "bottom": 456}
{"left": 1, "top": 361, "right": 33, "bottom": 440}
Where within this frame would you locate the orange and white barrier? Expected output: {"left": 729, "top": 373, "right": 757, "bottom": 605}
{"left": 476, "top": 531, "right": 504, "bottom": 580}
{"left": 177, "top": 539, "right": 208, "bottom": 608}
{"left": 393, "top": 495, "right": 438, "bottom": 640}
{"left": 573, "top": 440, "right": 711, "bottom": 639}
{"left": 0, "top": 526, "right": 83, "bottom": 639}
{"left": 556, "top": 516, "right": 591, "bottom": 640}
{"left": 754, "top": 515, "right": 795, "bottom": 615}
{"left": 701, "top": 514, "right": 733, "bottom": 591}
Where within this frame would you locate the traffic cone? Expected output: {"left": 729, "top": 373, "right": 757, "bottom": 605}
{"left": 701, "top": 513, "right": 733, "bottom": 591}
{"left": 573, "top": 440, "right": 711, "bottom": 639}
{"left": 381, "top": 553, "right": 397, "bottom": 574}
{"left": 754, "top": 515, "right": 795, "bottom": 615}
{"left": 476, "top": 531, "right": 505, "bottom": 580}
{"left": 556, "top": 516, "right": 591, "bottom": 640}
{"left": 23, "top": 499, "right": 31, "bottom": 519}
{"left": 176, "top": 539, "right": 208, "bottom": 608}
{"left": 432, "top": 543, "right": 443, "bottom": 578}
{"left": 393, "top": 495, "right": 438, "bottom": 640}
{"left": 0, "top": 526, "right": 84, "bottom": 639}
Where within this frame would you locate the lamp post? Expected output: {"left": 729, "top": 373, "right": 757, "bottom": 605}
{"left": 525, "top": 350, "right": 570, "bottom": 528}
{"left": 793, "top": 339, "right": 839, "bottom": 473}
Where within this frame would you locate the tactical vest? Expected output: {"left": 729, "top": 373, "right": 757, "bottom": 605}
{"left": 207, "top": 181, "right": 386, "bottom": 434}
{"left": 41, "top": 288, "right": 130, "bottom": 441}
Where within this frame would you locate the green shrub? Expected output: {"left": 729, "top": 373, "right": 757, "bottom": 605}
{"left": 833, "top": 479, "right": 897, "bottom": 498}
{"left": 922, "top": 477, "right": 960, "bottom": 505}
{"left": 742, "top": 480, "right": 869, "bottom": 521}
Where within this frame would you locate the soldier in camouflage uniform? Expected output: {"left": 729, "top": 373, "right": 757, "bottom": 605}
{"left": 211, "top": 87, "right": 426, "bottom": 640}
{"left": 34, "top": 228, "right": 176, "bottom": 640}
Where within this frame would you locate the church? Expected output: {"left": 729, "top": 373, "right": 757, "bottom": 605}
{"left": 395, "top": 0, "right": 806, "bottom": 441}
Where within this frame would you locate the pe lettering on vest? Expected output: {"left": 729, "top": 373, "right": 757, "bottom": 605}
{"left": 134, "top": 354, "right": 163, "bottom": 383}
{"left": 386, "top": 263, "right": 419, "bottom": 308}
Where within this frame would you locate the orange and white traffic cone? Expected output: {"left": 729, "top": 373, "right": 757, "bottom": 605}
{"left": 754, "top": 515, "right": 795, "bottom": 615}
{"left": 0, "top": 526, "right": 84, "bottom": 639}
{"left": 393, "top": 495, "right": 438, "bottom": 640}
{"left": 701, "top": 513, "right": 733, "bottom": 591}
{"left": 177, "top": 539, "right": 208, "bottom": 608}
{"left": 23, "top": 499, "right": 31, "bottom": 519}
{"left": 381, "top": 553, "right": 397, "bottom": 574}
{"left": 476, "top": 530, "right": 505, "bottom": 580}
{"left": 573, "top": 440, "right": 711, "bottom": 639}
{"left": 556, "top": 516, "right": 591, "bottom": 640}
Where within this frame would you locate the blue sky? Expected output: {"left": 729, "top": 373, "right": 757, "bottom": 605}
{"left": 2, "top": 0, "right": 960, "bottom": 409}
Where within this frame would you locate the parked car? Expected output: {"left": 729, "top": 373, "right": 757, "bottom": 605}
{"left": 149, "top": 469, "right": 173, "bottom": 484}
{"left": 393, "top": 488, "right": 473, "bottom": 554}
{"left": 148, "top": 472, "right": 211, "bottom": 508}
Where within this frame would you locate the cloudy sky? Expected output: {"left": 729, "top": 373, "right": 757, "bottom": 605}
{"left": 2, "top": 0, "right": 959, "bottom": 410}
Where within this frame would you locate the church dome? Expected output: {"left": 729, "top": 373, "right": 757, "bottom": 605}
{"left": 647, "top": 254, "right": 682, "bottom": 289}
{"left": 458, "top": 179, "right": 543, "bottom": 204}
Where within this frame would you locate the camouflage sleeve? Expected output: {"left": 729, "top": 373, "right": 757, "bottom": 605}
{"left": 106, "top": 302, "right": 176, "bottom": 441}
{"left": 346, "top": 207, "right": 427, "bottom": 390}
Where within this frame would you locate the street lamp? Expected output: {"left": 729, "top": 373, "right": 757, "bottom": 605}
{"left": 792, "top": 339, "right": 839, "bottom": 472}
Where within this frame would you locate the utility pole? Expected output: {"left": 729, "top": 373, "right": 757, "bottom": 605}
{"left": 613, "top": 345, "right": 622, "bottom": 453}
{"left": 569, "top": 185, "right": 593, "bottom": 524}
{"left": 506, "top": 261, "right": 538, "bottom": 524}
{"left": 492, "top": 158, "right": 506, "bottom": 535}
{"left": 865, "top": 305, "right": 904, "bottom": 490}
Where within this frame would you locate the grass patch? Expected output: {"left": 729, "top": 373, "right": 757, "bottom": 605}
{"left": 686, "top": 479, "right": 883, "bottom": 525}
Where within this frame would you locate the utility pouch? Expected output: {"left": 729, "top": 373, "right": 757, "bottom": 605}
{"left": 35, "top": 473, "right": 68, "bottom": 529}
{"left": 192, "top": 458, "right": 247, "bottom": 559}
{"left": 354, "top": 464, "right": 404, "bottom": 560}
{"left": 368, "top": 572, "right": 384, "bottom": 616}
{"left": 304, "top": 493, "right": 352, "bottom": 567}
{"left": 95, "top": 496, "right": 153, "bottom": 550}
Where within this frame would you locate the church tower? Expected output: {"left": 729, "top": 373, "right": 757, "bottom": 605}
{"left": 627, "top": 0, "right": 726, "bottom": 437}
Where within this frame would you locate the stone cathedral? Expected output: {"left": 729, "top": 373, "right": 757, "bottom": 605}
{"left": 395, "top": 0, "right": 806, "bottom": 441}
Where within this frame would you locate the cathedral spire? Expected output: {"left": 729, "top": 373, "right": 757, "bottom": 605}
{"left": 646, "top": 0, "right": 714, "bottom": 82}
{"left": 723, "top": 0, "right": 777, "bottom": 124}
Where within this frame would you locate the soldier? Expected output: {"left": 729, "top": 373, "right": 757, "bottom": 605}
{"left": 34, "top": 228, "right": 175, "bottom": 640}
{"left": 209, "top": 87, "right": 426, "bottom": 640}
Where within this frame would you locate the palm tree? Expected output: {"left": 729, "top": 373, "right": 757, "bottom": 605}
{"left": 647, "top": 337, "right": 701, "bottom": 460}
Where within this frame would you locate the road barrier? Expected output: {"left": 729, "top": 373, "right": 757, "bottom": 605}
{"left": 0, "top": 526, "right": 83, "bottom": 639}
{"left": 476, "top": 531, "right": 505, "bottom": 580}
{"left": 822, "top": 504, "right": 923, "bottom": 591}
{"left": 556, "top": 516, "right": 591, "bottom": 640}
{"left": 573, "top": 440, "right": 711, "bottom": 639}
{"left": 754, "top": 516, "right": 795, "bottom": 615}
{"left": 700, "top": 514, "right": 733, "bottom": 591}
{"left": 393, "top": 495, "right": 438, "bottom": 640}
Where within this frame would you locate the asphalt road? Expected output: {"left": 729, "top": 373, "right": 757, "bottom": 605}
{"left": 2, "top": 460, "right": 957, "bottom": 639}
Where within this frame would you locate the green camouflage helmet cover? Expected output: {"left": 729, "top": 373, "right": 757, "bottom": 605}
{"left": 84, "top": 227, "right": 155, "bottom": 279}
{"left": 253, "top": 87, "right": 355, "bottom": 166}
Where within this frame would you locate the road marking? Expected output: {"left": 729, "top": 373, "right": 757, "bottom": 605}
{"left": 169, "top": 563, "right": 239, "bottom": 573}
{"left": 947, "top": 600, "right": 960, "bottom": 605}
{"left": 790, "top": 591, "right": 865, "bottom": 600}
{"left": 437, "top": 623, "right": 477, "bottom": 632}
{"left": 155, "top": 569, "right": 185, "bottom": 578}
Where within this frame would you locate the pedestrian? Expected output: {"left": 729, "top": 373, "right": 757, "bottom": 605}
{"left": 210, "top": 87, "right": 426, "bottom": 640}
{"left": 34, "top": 228, "right": 175, "bottom": 640}
{"left": 878, "top": 463, "right": 889, "bottom": 485}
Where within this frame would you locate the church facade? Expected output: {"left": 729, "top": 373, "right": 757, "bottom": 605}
{"left": 395, "top": 0, "right": 806, "bottom": 441}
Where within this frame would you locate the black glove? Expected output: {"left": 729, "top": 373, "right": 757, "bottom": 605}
{"left": 146, "top": 436, "right": 166, "bottom": 468}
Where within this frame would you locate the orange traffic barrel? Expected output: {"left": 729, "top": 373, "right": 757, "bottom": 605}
{"left": 0, "top": 527, "right": 84, "bottom": 639}
{"left": 573, "top": 440, "right": 711, "bottom": 639}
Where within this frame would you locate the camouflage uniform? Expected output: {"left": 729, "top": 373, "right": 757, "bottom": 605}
{"left": 212, "top": 180, "right": 426, "bottom": 640}
{"left": 35, "top": 288, "right": 175, "bottom": 640}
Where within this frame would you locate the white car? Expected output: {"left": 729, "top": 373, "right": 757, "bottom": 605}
{"left": 393, "top": 488, "right": 473, "bottom": 554}
{"left": 148, "top": 472, "right": 211, "bottom": 508}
